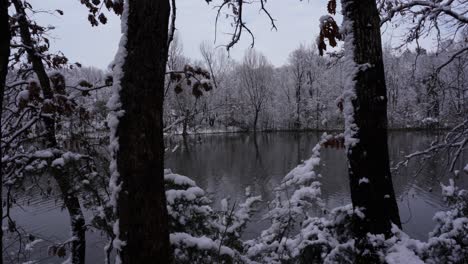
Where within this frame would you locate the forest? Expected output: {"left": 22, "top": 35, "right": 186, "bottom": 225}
{"left": 0, "top": 0, "right": 467, "bottom": 263}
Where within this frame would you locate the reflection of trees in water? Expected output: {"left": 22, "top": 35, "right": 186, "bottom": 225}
{"left": 251, "top": 133, "right": 277, "bottom": 202}
{"left": 387, "top": 131, "right": 468, "bottom": 238}
{"left": 389, "top": 131, "right": 467, "bottom": 197}
{"left": 13, "top": 131, "right": 467, "bottom": 261}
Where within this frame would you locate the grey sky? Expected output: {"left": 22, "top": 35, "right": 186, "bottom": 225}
{"left": 27, "top": 0, "right": 334, "bottom": 69}
{"left": 28, "top": 0, "right": 428, "bottom": 69}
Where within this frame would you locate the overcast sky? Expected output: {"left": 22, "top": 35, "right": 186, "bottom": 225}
{"left": 28, "top": 0, "right": 425, "bottom": 70}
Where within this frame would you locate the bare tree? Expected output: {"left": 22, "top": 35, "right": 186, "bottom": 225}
{"left": 288, "top": 46, "right": 308, "bottom": 129}
{"left": 238, "top": 49, "right": 273, "bottom": 133}
{"left": 379, "top": 0, "right": 467, "bottom": 70}
{"left": 200, "top": 42, "right": 221, "bottom": 90}
{"left": 379, "top": 0, "right": 468, "bottom": 176}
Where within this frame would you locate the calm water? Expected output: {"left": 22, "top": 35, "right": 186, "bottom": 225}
{"left": 7, "top": 131, "right": 468, "bottom": 263}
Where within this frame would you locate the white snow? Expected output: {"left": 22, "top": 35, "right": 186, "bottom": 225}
{"left": 421, "top": 117, "right": 438, "bottom": 124}
{"left": 25, "top": 239, "right": 43, "bottom": 251}
{"left": 359, "top": 177, "right": 369, "bottom": 185}
{"left": 166, "top": 187, "right": 205, "bottom": 204}
{"left": 385, "top": 245, "right": 425, "bottom": 264}
{"left": 220, "top": 198, "right": 228, "bottom": 212}
{"left": 33, "top": 150, "right": 54, "bottom": 159}
{"left": 106, "top": 0, "right": 129, "bottom": 262}
{"left": 440, "top": 179, "right": 456, "bottom": 198}
{"left": 164, "top": 170, "right": 196, "bottom": 187}
{"left": 281, "top": 139, "right": 323, "bottom": 187}
{"left": 340, "top": 1, "right": 360, "bottom": 150}
{"left": 170, "top": 232, "right": 235, "bottom": 257}
{"left": 107, "top": 0, "right": 129, "bottom": 210}
{"left": 16, "top": 90, "right": 30, "bottom": 105}
{"left": 354, "top": 207, "right": 366, "bottom": 219}
{"left": 51, "top": 157, "right": 65, "bottom": 168}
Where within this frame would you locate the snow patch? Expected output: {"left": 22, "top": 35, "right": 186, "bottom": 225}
{"left": 340, "top": 0, "right": 360, "bottom": 150}
{"left": 359, "top": 177, "right": 369, "bottom": 185}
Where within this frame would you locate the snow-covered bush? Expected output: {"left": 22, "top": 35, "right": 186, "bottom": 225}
{"left": 243, "top": 133, "right": 333, "bottom": 263}
{"left": 164, "top": 169, "right": 261, "bottom": 263}
{"left": 165, "top": 169, "right": 215, "bottom": 237}
{"left": 422, "top": 180, "right": 468, "bottom": 264}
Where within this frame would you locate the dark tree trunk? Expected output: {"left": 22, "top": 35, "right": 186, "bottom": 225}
{"left": 316, "top": 102, "right": 320, "bottom": 130}
{"left": 315, "top": 81, "right": 320, "bottom": 130}
{"left": 342, "top": 0, "right": 401, "bottom": 236}
{"left": 182, "top": 109, "right": 189, "bottom": 136}
{"left": 54, "top": 170, "right": 86, "bottom": 264}
{"left": 116, "top": 0, "right": 173, "bottom": 262}
{"left": 296, "top": 83, "right": 301, "bottom": 130}
{"left": 13, "top": 1, "right": 86, "bottom": 262}
{"left": 253, "top": 109, "right": 260, "bottom": 134}
{"left": 0, "top": 0, "right": 10, "bottom": 263}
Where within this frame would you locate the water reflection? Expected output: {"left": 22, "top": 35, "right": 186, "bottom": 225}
{"left": 6, "top": 131, "right": 467, "bottom": 263}
{"left": 166, "top": 131, "right": 468, "bottom": 240}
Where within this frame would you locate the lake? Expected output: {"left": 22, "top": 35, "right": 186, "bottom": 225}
{"left": 7, "top": 131, "right": 468, "bottom": 263}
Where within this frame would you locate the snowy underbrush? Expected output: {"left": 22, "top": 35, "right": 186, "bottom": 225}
{"left": 165, "top": 169, "right": 261, "bottom": 263}
{"left": 164, "top": 134, "right": 468, "bottom": 264}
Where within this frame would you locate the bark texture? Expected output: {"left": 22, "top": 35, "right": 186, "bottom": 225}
{"left": 0, "top": 0, "right": 11, "bottom": 263}
{"left": 54, "top": 170, "right": 86, "bottom": 264}
{"left": 343, "top": 0, "right": 402, "bottom": 236}
{"left": 116, "top": 0, "right": 173, "bottom": 262}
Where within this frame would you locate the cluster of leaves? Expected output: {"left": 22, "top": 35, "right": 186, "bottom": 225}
{"left": 318, "top": 1, "right": 341, "bottom": 56}
{"left": 169, "top": 65, "right": 213, "bottom": 98}
{"left": 79, "top": 0, "right": 124, "bottom": 26}
{"left": 8, "top": 0, "right": 74, "bottom": 72}
{"left": 1, "top": 68, "right": 113, "bottom": 261}
{"left": 3, "top": 1, "right": 115, "bottom": 262}
{"left": 48, "top": 244, "right": 67, "bottom": 258}
{"left": 327, "top": 0, "right": 336, "bottom": 15}
{"left": 15, "top": 73, "right": 91, "bottom": 121}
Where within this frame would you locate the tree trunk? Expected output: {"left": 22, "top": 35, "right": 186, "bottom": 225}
{"left": 182, "top": 109, "right": 189, "bottom": 136}
{"left": 0, "top": 0, "right": 11, "bottom": 263}
{"left": 253, "top": 109, "right": 260, "bottom": 134}
{"left": 12, "top": 0, "right": 56, "bottom": 147}
{"left": 54, "top": 170, "right": 86, "bottom": 264}
{"left": 13, "top": 1, "right": 86, "bottom": 261}
{"left": 316, "top": 102, "right": 320, "bottom": 130}
{"left": 342, "top": 0, "right": 401, "bottom": 236}
{"left": 315, "top": 81, "right": 320, "bottom": 130}
{"left": 296, "top": 83, "right": 301, "bottom": 130}
{"left": 116, "top": 0, "right": 173, "bottom": 262}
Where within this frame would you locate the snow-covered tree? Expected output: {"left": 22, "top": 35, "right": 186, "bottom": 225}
{"left": 238, "top": 49, "right": 274, "bottom": 133}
